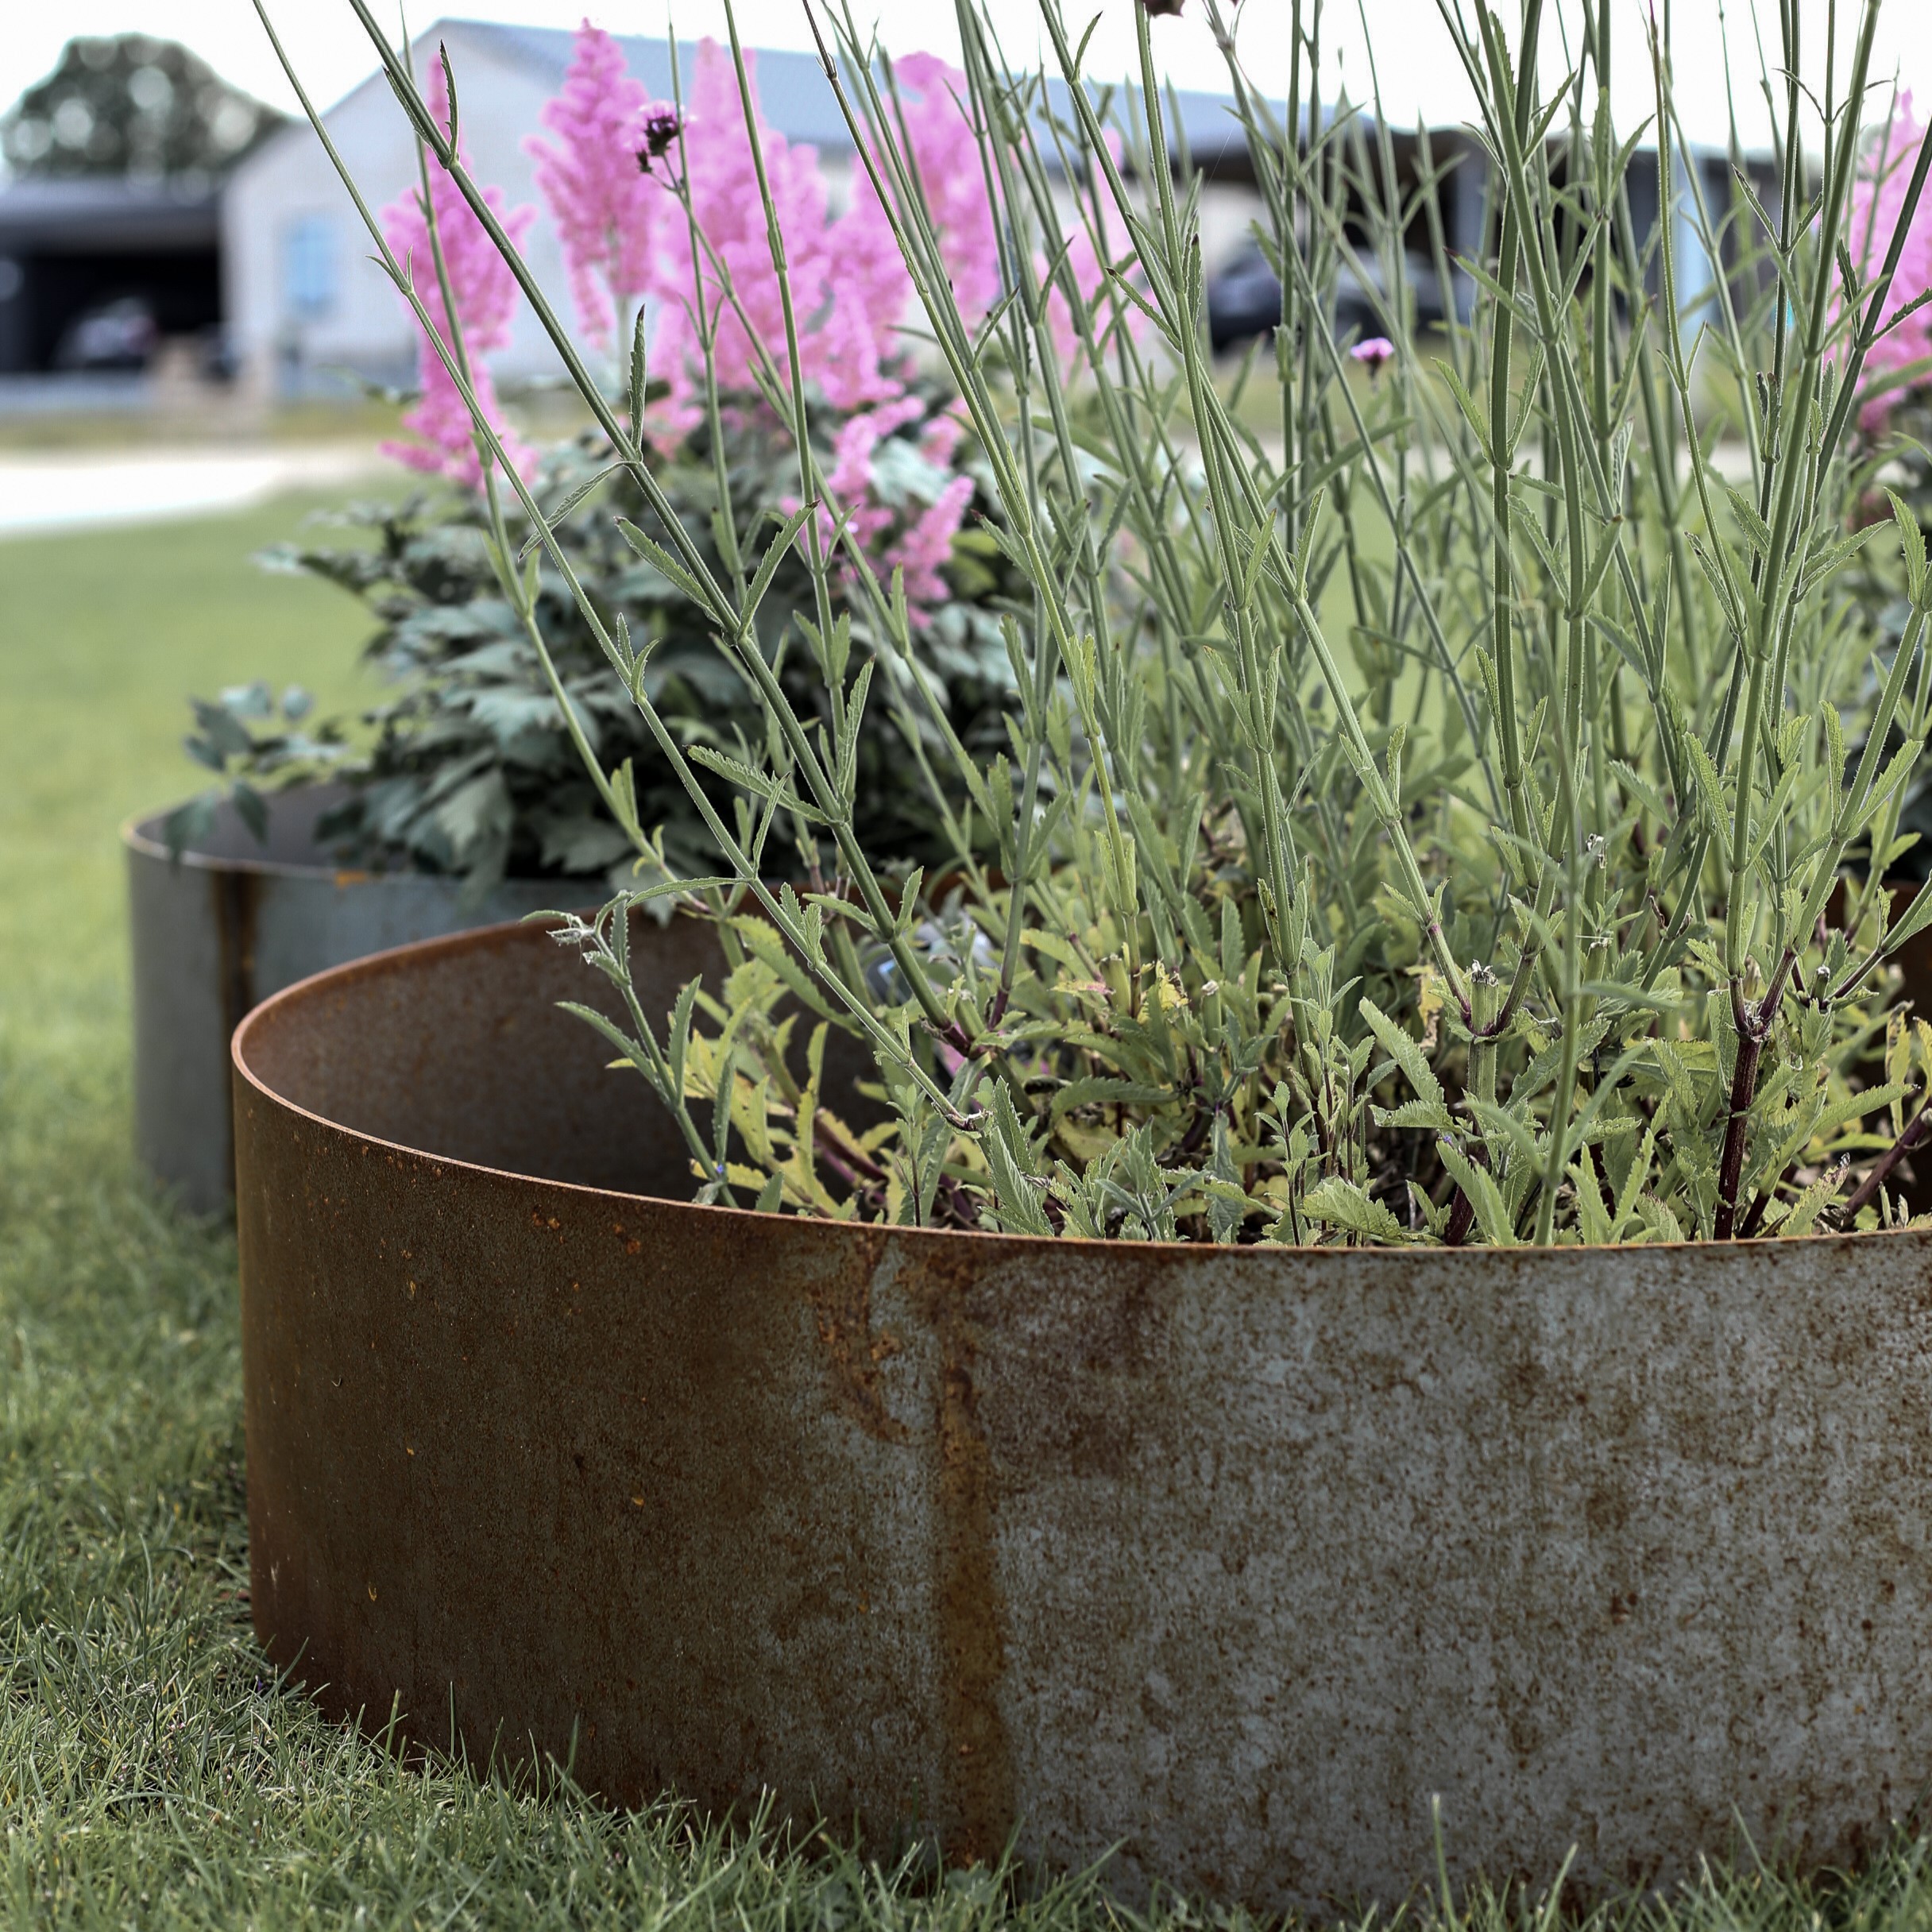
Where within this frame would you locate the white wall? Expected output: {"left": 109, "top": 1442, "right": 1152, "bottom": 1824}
{"left": 223, "top": 19, "right": 1262, "bottom": 404}
{"left": 223, "top": 25, "right": 573, "bottom": 400}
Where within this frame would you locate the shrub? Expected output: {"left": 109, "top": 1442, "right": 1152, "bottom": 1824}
{"left": 172, "top": 30, "right": 1025, "bottom": 892}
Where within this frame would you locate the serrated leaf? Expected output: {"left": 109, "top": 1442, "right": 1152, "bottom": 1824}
{"left": 1434, "top": 357, "right": 1494, "bottom": 465}
{"left": 744, "top": 501, "right": 818, "bottom": 624}
{"left": 1636, "top": 1194, "right": 1686, "bottom": 1242}
{"left": 1358, "top": 995, "right": 1444, "bottom": 1111}
{"left": 1437, "top": 1141, "right": 1516, "bottom": 1246}
{"left": 1684, "top": 729, "right": 1727, "bottom": 831}
{"left": 1777, "top": 1166, "right": 1845, "bottom": 1237}
{"left": 1571, "top": 1155, "right": 1613, "bottom": 1245}
{"left": 615, "top": 517, "right": 717, "bottom": 609}
{"left": 980, "top": 1084, "right": 1053, "bottom": 1237}
{"left": 1887, "top": 487, "right": 1929, "bottom": 605}
{"left": 1724, "top": 482, "right": 1774, "bottom": 557}
{"left": 1300, "top": 1176, "right": 1408, "bottom": 1245}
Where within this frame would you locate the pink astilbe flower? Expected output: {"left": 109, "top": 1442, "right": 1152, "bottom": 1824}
{"left": 381, "top": 53, "right": 537, "bottom": 488}
{"left": 919, "top": 406, "right": 964, "bottom": 463}
{"left": 819, "top": 396, "right": 927, "bottom": 553}
{"left": 648, "top": 41, "right": 903, "bottom": 419}
{"left": 1045, "top": 133, "right": 1148, "bottom": 378}
{"left": 888, "top": 471, "right": 977, "bottom": 607}
{"left": 527, "top": 29, "right": 988, "bottom": 609}
{"left": 526, "top": 22, "right": 672, "bottom": 350}
{"left": 843, "top": 54, "right": 999, "bottom": 329}
{"left": 784, "top": 395, "right": 976, "bottom": 617}
{"left": 1845, "top": 94, "right": 1932, "bottom": 431}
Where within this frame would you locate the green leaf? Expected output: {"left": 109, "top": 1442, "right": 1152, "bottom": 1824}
{"left": 1466, "top": 1096, "right": 1544, "bottom": 1173}
{"left": 1300, "top": 1176, "right": 1408, "bottom": 1245}
{"left": 1778, "top": 1166, "right": 1845, "bottom": 1237}
{"left": 980, "top": 1084, "right": 1053, "bottom": 1237}
{"left": 1684, "top": 730, "right": 1728, "bottom": 833}
{"left": 1571, "top": 1156, "right": 1614, "bottom": 1246}
{"left": 625, "top": 875, "right": 736, "bottom": 906}
{"left": 1436, "top": 1142, "right": 1516, "bottom": 1246}
{"left": 517, "top": 462, "right": 623, "bottom": 563}
{"left": 1434, "top": 357, "right": 1494, "bottom": 465}
{"left": 744, "top": 501, "right": 818, "bottom": 625}
{"left": 1821, "top": 699, "right": 1847, "bottom": 805}
{"left": 1636, "top": 1194, "right": 1686, "bottom": 1243}
{"left": 1887, "top": 487, "right": 1929, "bottom": 605}
{"left": 1357, "top": 996, "right": 1444, "bottom": 1111}
{"left": 1723, "top": 483, "right": 1774, "bottom": 558}
{"left": 1795, "top": 522, "right": 1885, "bottom": 600}
{"left": 1049, "top": 1076, "right": 1173, "bottom": 1120}
{"left": 615, "top": 518, "right": 718, "bottom": 610}
{"left": 687, "top": 745, "right": 824, "bottom": 820}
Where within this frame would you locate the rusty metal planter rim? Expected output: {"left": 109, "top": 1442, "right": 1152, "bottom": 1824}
{"left": 123, "top": 808, "right": 357, "bottom": 883}
{"left": 124, "top": 807, "right": 574, "bottom": 889}
{"left": 230, "top": 913, "right": 1899, "bottom": 1265}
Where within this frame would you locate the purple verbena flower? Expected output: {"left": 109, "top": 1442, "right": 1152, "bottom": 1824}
{"left": 1351, "top": 336, "right": 1395, "bottom": 375}
{"left": 636, "top": 107, "right": 682, "bottom": 172}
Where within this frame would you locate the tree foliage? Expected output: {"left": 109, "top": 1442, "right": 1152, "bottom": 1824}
{"left": 1, "top": 36, "right": 280, "bottom": 183}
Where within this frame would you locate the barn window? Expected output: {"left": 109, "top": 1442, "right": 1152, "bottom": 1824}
{"left": 283, "top": 214, "right": 337, "bottom": 319}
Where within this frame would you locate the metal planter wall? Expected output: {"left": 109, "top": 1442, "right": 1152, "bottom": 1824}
{"left": 126, "top": 790, "right": 564, "bottom": 1213}
{"left": 234, "top": 915, "right": 1932, "bottom": 1911}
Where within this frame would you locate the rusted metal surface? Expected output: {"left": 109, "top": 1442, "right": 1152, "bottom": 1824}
{"left": 126, "top": 789, "right": 562, "bottom": 1213}
{"left": 235, "top": 916, "right": 1932, "bottom": 1909}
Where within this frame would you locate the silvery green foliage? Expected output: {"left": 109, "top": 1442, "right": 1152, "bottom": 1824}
{"left": 1850, "top": 384, "right": 1932, "bottom": 879}
{"left": 282, "top": 0, "right": 1932, "bottom": 1245}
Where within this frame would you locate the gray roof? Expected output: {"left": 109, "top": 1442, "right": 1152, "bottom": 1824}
{"left": 0, "top": 176, "right": 219, "bottom": 250}
{"left": 436, "top": 17, "right": 1256, "bottom": 163}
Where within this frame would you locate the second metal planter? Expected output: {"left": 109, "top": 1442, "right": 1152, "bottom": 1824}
{"left": 234, "top": 915, "right": 1932, "bottom": 1911}
{"left": 126, "top": 788, "right": 565, "bottom": 1214}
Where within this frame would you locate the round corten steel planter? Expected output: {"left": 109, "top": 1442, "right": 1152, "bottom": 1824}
{"left": 234, "top": 916, "right": 1932, "bottom": 1910}
{"left": 127, "top": 787, "right": 562, "bottom": 1215}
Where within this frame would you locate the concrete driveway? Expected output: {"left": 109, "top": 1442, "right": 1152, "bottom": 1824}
{"left": 0, "top": 443, "right": 385, "bottom": 538}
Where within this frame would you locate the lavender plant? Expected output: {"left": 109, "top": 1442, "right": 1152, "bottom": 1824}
{"left": 1841, "top": 92, "right": 1932, "bottom": 884}
{"left": 269, "top": 0, "right": 1932, "bottom": 1246}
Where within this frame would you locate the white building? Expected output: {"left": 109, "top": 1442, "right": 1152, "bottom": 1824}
{"left": 222, "top": 17, "right": 1263, "bottom": 402}
{"left": 224, "top": 21, "right": 840, "bottom": 398}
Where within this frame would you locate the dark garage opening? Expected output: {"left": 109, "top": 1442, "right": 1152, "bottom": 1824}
{"left": 0, "top": 179, "right": 221, "bottom": 376}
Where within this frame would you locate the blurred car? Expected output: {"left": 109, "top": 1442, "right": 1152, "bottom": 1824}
{"left": 1207, "top": 242, "right": 1453, "bottom": 353}
{"left": 55, "top": 295, "right": 159, "bottom": 372}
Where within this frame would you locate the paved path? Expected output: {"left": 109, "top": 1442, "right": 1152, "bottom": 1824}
{"left": 0, "top": 444, "right": 386, "bottom": 538}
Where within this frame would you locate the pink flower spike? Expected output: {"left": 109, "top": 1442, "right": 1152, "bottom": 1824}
{"left": 842, "top": 54, "right": 998, "bottom": 330}
{"left": 889, "top": 471, "right": 976, "bottom": 611}
{"left": 649, "top": 39, "right": 902, "bottom": 416}
{"left": 1841, "top": 93, "right": 1932, "bottom": 432}
{"left": 527, "top": 23, "right": 675, "bottom": 350}
{"left": 381, "top": 50, "right": 537, "bottom": 489}
{"left": 1351, "top": 336, "right": 1395, "bottom": 374}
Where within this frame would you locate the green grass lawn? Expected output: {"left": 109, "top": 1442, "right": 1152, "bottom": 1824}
{"left": 2, "top": 493, "right": 1931, "bottom": 1929}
